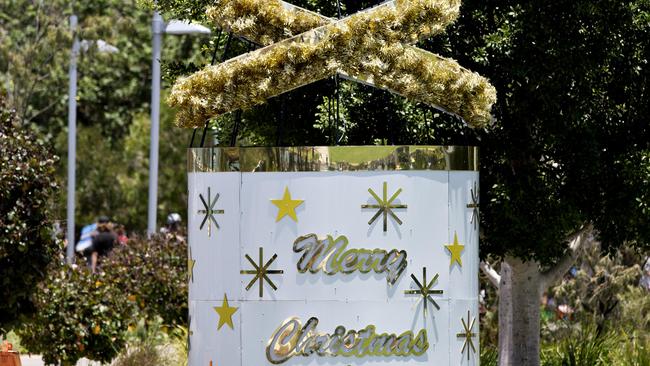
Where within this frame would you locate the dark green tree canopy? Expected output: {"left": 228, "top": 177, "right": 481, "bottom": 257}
{"left": 0, "top": 99, "right": 59, "bottom": 331}
{"left": 157, "top": 0, "right": 650, "bottom": 265}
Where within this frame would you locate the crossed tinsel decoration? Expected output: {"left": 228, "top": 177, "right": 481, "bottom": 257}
{"left": 169, "top": 0, "right": 497, "bottom": 128}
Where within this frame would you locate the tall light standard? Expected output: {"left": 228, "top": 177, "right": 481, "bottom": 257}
{"left": 147, "top": 16, "right": 211, "bottom": 235}
{"left": 66, "top": 16, "right": 118, "bottom": 264}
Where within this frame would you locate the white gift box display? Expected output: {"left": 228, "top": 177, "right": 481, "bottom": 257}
{"left": 187, "top": 146, "right": 480, "bottom": 366}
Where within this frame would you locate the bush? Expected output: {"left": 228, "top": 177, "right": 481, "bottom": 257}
{"left": 0, "top": 101, "right": 59, "bottom": 332}
{"left": 111, "top": 317, "right": 187, "bottom": 366}
{"left": 103, "top": 233, "right": 188, "bottom": 327}
{"left": 541, "top": 324, "right": 614, "bottom": 366}
{"left": 18, "top": 261, "right": 137, "bottom": 365}
{"left": 18, "top": 233, "right": 188, "bottom": 365}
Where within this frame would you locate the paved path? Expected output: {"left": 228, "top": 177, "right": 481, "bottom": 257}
{"left": 21, "top": 355, "right": 102, "bottom": 366}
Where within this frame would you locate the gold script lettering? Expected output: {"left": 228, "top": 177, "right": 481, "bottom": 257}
{"left": 266, "top": 317, "right": 428, "bottom": 364}
{"left": 293, "top": 234, "right": 407, "bottom": 284}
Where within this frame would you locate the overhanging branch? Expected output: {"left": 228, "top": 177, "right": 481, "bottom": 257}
{"left": 540, "top": 223, "right": 594, "bottom": 289}
{"left": 480, "top": 260, "right": 501, "bottom": 289}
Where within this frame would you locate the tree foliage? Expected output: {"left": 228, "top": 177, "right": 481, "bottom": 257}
{"left": 1, "top": 0, "right": 209, "bottom": 232}
{"left": 158, "top": 0, "right": 650, "bottom": 262}
{"left": 0, "top": 99, "right": 58, "bottom": 332}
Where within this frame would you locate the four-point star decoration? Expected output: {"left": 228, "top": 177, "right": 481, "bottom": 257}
{"left": 404, "top": 267, "right": 443, "bottom": 315}
{"left": 214, "top": 293, "right": 239, "bottom": 330}
{"left": 445, "top": 231, "right": 465, "bottom": 268}
{"left": 188, "top": 247, "right": 196, "bottom": 282}
{"left": 240, "top": 247, "right": 284, "bottom": 298}
{"left": 271, "top": 186, "right": 304, "bottom": 222}
{"left": 198, "top": 187, "right": 225, "bottom": 237}
{"left": 466, "top": 181, "right": 479, "bottom": 229}
{"left": 362, "top": 182, "right": 407, "bottom": 232}
{"left": 457, "top": 310, "right": 477, "bottom": 360}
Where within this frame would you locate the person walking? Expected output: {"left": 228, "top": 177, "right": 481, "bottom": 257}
{"left": 89, "top": 220, "right": 117, "bottom": 273}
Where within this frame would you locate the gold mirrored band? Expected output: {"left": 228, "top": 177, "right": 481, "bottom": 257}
{"left": 188, "top": 146, "right": 478, "bottom": 172}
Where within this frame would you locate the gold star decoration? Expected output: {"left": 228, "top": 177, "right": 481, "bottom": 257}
{"left": 198, "top": 187, "right": 225, "bottom": 237}
{"left": 362, "top": 182, "right": 407, "bottom": 232}
{"left": 188, "top": 247, "right": 196, "bottom": 282}
{"left": 466, "top": 181, "right": 480, "bottom": 229}
{"left": 241, "top": 247, "right": 284, "bottom": 298}
{"left": 214, "top": 293, "right": 239, "bottom": 330}
{"left": 271, "top": 186, "right": 304, "bottom": 222}
{"left": 456, "top": 310, "right": 477, "bottom": 360}
{"left": 404, "top": 267, "right": 443, "bottom": 314}
{"left": 445, "top": 231, "right": 465, "bottom": 267}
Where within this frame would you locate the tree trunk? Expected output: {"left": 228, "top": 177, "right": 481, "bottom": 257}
{"left": 498, "top": 256, "right": 543, "bottom": 366}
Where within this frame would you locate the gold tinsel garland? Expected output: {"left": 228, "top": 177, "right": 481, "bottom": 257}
{"left": 169, "top": 0, "right": 497, "bottom": 128}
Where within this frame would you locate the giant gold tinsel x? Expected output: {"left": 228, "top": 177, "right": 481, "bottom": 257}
{"left": 169, "top": 0, "right": 497, "bottom": 128}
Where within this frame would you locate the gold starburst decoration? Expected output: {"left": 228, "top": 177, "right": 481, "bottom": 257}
{"left": 404, "top": 267, "right": 443, "bottom": 314}
{"left": 456, "top": 310, "right": 477, "bottom": 360}
{"left": 362, "top": 182, "right": 407, "bottom": 232}
{"left": 198, "top": 187, "right": 225, "bottom": 237}
{"left": 466, "top": 181, "right": 479, "bottom": 229}
{"left": 240, "top": 247, "right": 284, "bottom": 298}
{"left": 169, "top": 0, "right": 497, "bottom": 128}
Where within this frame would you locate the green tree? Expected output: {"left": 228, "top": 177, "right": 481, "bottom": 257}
{"left": 1, "top": 0, "right": 208, "bottom": 232}
{"left": 0, "top": 98, "right": 59, "bottom": 333}
{"left": 157, "top": 0, "right": 650, "bottom": 364}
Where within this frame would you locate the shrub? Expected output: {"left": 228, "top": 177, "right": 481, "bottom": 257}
{"left": 480, "top": 345, "right": 498, "bottom": 366}
{"left": 111, "top": 317, "right": 187, "bottom": 366}
{"left": 103, "top": 233, "right": 188, "bottom": 327}
{"left": 541, "top": 324, "right": 613, "bottom": 366}
{"left": 18, "top": 232, "right": 188, "bottom": 365}
{"left": 18, "top": 260, "right": 137, "bottom": 365}
{"left": 0, "top": 101, "right": 59, "bottom": 332}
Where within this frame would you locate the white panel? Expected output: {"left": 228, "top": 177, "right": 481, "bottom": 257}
{"left": 188, "top": 169, "right": 478, "bottom": 366}
{"left": 190, "top": 300, "right": 242, "bottom": 366}
{"left": 188, "top": 172, "right": 241, "bottom": 302}
{"left": 448, "top": 172, "right": 480, "bottom": 301}
{"left": 449, "top": 299, "right": 480, "bottom": 366}
{"left": 239, "top": 171, "right": 449, "bottom": 302}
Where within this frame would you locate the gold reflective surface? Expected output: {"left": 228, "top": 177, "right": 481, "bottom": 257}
{"left": 293, "top": 233, "right": 407, "bottom": 285}
{"left": 266, "top": 317, "right": 428, "bottom": 364}
{"left": 188, "top": 146, "right": 478, "bottom": 172}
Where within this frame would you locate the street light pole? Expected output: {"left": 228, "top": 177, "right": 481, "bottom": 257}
{"left": 66, "top": 15, "right": 80, "bottom": 264}
{"left": 147, "top": 15, "right": 210, "bottom": 236}
{"left": 147, "top": 11, "right": 164, "bottom": 236}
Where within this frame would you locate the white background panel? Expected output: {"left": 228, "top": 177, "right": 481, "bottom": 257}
{"left": 188, "top": 172, "right": 242, "bottom": 301}
{"left": 188, "top": 169, "right": 479, "bottom": 366}
{"left": 447, "top": 172, "right": 480, "bottom": 300}
{"left": 239, "top": 171, "right": 450, "bottom": 302}
{"left": 191, "top": 300, "right": 242, "bottom": 366}
{"left": 449, "top": 299, "right": 481, "bottom": 366}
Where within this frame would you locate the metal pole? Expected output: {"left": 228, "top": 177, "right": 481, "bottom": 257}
{"left": 147, "top": 11, "right": 163, "bottom": 235}
{"left": 66, "top": 15, "right": 79, "bottom": 264}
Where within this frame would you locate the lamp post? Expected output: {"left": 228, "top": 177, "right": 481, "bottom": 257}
{"left": 66, "top": 16, "right": 119, "bottom": 264}
{"left": 66, "top": 15, "right": 80, "bottom": 264}
{"left": 147, "top": 16, "right": 210, "bottom": 236}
